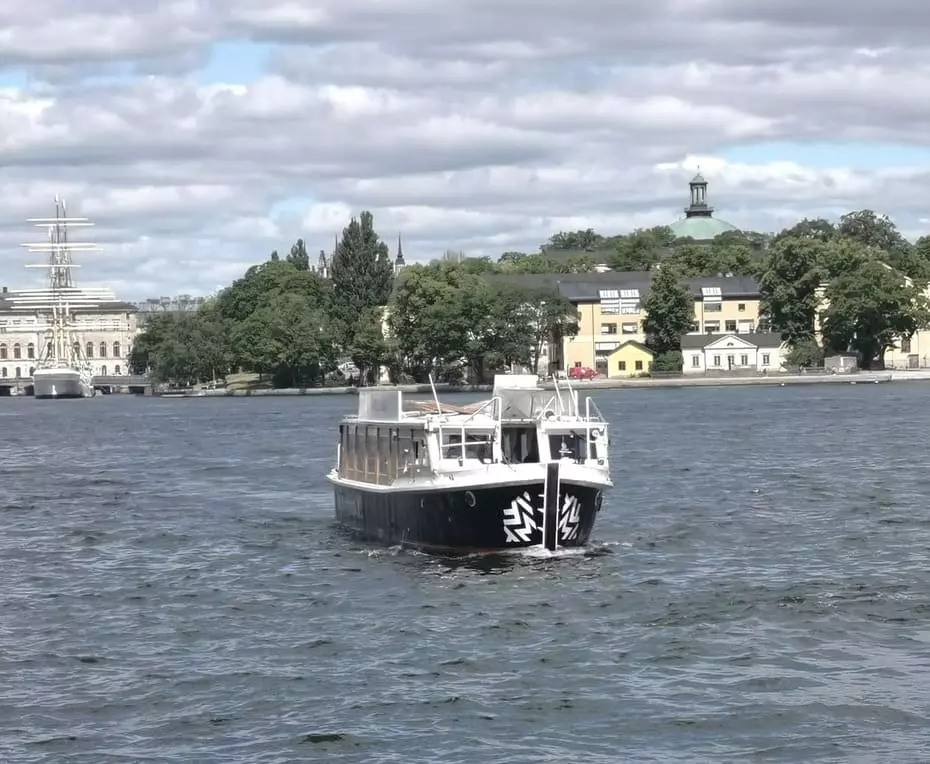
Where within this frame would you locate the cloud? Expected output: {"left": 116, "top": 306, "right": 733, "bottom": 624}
{"left": 0, "top": 1, "right": 929, "bottom": 299}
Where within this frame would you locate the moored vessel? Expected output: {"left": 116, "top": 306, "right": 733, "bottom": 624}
{"left": 9, "top": 197, "right": 101, "bottom": 399}
{"left": 327, "top": 374, "right": 612, "bottom": 553}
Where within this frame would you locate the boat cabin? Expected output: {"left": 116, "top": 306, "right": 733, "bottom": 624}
{"left": 335, "top": 376, "right": 609, "bottom": 487}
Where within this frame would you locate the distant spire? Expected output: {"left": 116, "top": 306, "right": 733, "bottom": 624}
{"left": 394, "top": 232, "right": 406, "bottom": 274}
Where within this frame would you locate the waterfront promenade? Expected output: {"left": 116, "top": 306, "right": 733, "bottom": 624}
{"left": 152, "top": 369, "right": 930, "bottom": 397}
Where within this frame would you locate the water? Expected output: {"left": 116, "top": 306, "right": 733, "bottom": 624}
{"left": 2, "top": 384, "right": 930, "bottom": 763}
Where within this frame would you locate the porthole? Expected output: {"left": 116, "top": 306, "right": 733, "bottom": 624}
{"left": 464, "top": 491, "right": 476, "bottom": 507}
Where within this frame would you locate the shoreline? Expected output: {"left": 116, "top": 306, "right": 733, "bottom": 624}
{"left": 151, "top": 370, "right": 930, "bottom": 398}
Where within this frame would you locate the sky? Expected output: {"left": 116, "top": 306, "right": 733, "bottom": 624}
{"left": 1, "top": 1, "right": 929, "bottom": 301}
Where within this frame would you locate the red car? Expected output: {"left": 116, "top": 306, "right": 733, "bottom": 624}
{"left": 568, "top": 365, "right": 597, "bottom": 380}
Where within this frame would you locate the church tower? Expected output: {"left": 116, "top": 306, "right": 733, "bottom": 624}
{"left": 394, "top": 233, "right": 406, "bottom": 275}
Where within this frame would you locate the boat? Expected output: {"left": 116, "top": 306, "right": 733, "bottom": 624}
{"left": 8, "top": 197, "right": 106, "bottom": 399}
{"left": 327, "top": 374, "right": 612, "bottom": 553}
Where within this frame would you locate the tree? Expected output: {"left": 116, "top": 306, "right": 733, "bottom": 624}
{"left": 349, "top": 308, "right": 388, "bottom": 385}
{"left": 605, "top": 226, "right": 674, "bottom": 271}
{"left": 641, "top": 266, "right": 693, "bottom": 357}
{"left": 330, "top": 211, "right": 394, "bottom": 344}
{"left": 772, "top": 218, "right": 835, "bottom": 244}
{"left": 286, "top": 239, "right": 310, "bottom": 270}
{"left": 757, "top": 236, "right": 825, "bottom": 343}
{"left": 820, "top": 259, "right": 930, "bottom": 369}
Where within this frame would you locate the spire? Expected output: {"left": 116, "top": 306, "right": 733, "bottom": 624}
{"left": 684, "top": 167, "right": 713, "bottom": 218}
{"left": 394, "top": 232, "right": 406, "bottom": 274}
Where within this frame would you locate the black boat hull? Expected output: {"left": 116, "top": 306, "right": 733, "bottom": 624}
{"left": 333, "top": 479, "right": 604, "bottom": 552}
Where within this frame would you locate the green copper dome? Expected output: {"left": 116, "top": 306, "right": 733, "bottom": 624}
{"left": 667, "top": 170, "right": 739, "bottom": 242}
{"left": 668, "top": 215, "right": 739, "bottom": 241}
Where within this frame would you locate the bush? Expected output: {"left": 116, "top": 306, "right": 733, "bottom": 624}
{"left": 652, "top": 351, "right": 683, "bottom": 373}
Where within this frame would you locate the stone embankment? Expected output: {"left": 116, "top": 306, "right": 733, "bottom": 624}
{"left": 152, "top": 369, "right": 930, "bottom": 398}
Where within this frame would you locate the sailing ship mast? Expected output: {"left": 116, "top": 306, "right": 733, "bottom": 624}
{"left": 8, "top": 196, "right": 109, "bottom": 367}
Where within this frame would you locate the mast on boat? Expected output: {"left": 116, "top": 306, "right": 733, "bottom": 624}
{"left": 8, "top": 196, "right": 107, "bottom": 368}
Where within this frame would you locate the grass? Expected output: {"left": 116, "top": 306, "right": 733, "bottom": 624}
{"left": 224, "top": 372, "right": 273, "bottom": 392}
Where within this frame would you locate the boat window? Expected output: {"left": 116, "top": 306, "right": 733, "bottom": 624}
{"left": 397, "top": 428, "right": 414, "bottom": 474}
{"left": 501, "top": 427, "right": 539, "bottom": 463}
{"left": 377, "top": 427, "right": 393, "bottom": 484}
{"left": 442, "top": 431, "right": 463, "bottom": 459}
{"left": 549, "top": 432, "right": 585, "bottom": 461}
{"left": 464, "top": 432, "right": 493, "bottom": 462}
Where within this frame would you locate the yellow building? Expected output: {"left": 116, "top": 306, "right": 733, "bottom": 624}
{"left": 557, "top": 273, "right": 762, "bottom": 375}
{"left": 606, "top": 340, "right": 654, "bottom": 378}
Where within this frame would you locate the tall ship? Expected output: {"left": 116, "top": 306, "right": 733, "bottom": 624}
{"left": 328, "top": 374, "right": 612, "bottom": 553}
{"left": 8, "top": 197, "right": 106, "bottom": 399}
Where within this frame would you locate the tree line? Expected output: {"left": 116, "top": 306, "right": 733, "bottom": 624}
{"left": 130, "top": 208, "right": 930, "bottom": 385}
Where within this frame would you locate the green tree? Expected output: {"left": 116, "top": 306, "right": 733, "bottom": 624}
{"left": 349, "top": 308, "right": 388, "bottom": 385}
{"left": 820, "top": 259, "right": 930, "bottom": 369}
{"left": 757, "top": 236, "right": 824, "bottom": 342}
{"left": 286, "top": 238, "right": 310, "bottom": 270}
{"left": 642, "top": 266, "right": 693, "bottom": 356}
{"left": 330, "top": 211, "right": 394, "bottom": 344}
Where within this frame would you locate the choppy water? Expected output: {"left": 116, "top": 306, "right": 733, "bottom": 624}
{"left": 3, "top": 384, "right": 930, "bottom": 763}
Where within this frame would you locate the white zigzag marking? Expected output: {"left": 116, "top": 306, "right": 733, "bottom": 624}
{"left": 503, "top": 491, "right": 537, "bottom": 543}
{"left": 558, "top": 494, "right": 581, "bottom": 541}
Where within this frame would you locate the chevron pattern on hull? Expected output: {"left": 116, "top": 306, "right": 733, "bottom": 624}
{"left": 333, "top": 482, "right": 603, "bottom": 553}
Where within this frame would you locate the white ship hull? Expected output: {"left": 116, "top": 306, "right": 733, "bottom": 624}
{"left": 33, "top": 368, "right": 93, "bottom": 399}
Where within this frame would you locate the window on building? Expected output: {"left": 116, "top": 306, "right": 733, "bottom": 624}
{"left": 73, "top": 342, "right": 80, "bottom": 357}
{"left": 27, "top": 343, "right": 35, "bottom": 359}
{"left": 115, "top": 365, "right": 121, "bottom": 375}
{"left": 600, "top": 323, "right": 617, "bottom": 334}
{"left": 574, "top": 361, "right": 581, "bottom": 367}
{"left": 14, "top": 367, "right": 20, "bottom": 378}
{"left": 634, "top": 360, "right": 643, "bottom": 371}
{"left": 0, "top": 344, "right": 6, "bottom": 360}
{"left": 762, "top": 353, "right": 770, "bottom": 366}
{"left": 29, "top": 367, "right": 34, "bottom": 376}
{"left": 738, "top": 303, "right": 746, "bottom": 312}
{"left": 621, "top": 323, "right": 638, "bottom": 334}
{"left": 13, "top": 344, "right": 20, "bottom": 360}
{"left": 705, "top": 322, "right": 720, "bottom": 333}
{"left": 725, "top": 320, "right": 736, "bottom": 332}
{"left": 740, "top": 354, "right": 748, "bottom": 366}
{"left": 100, "top": 342, "right": 107, "bottom": 357}
{"left": 617, "top": 361, "right": 627, "bottom": 371}
{"left": 713, "top": 355, "right": 721, "bottom": 367}
{"left": 86, "top": 342, "right": 94, "bottom": 358}
{"left": 690, "top": 322, "right": 699, "bottom": 333}
{"left": 113, "top": 342, "right": 121, "bottom": 357}
{"left": 0, "top": 368, "right": 5, "bottom": 377}
{"left": 691, "top": 354, "right": 700, "bottom": 368}
{"left": 704, "top": 302, "right": 722, "bottom": 312}
{"left": 101, "top": 365, "right": 107, "bottom": 376}
{"left": 902, "top": 337, "right": 912, "bottom": 353}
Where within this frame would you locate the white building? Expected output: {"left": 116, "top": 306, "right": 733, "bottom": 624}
{"left": 0, "top": 286, "right": 138, "bottom": 380}
{"left": 681, "top": 332, "right": 787, "bottom": 374}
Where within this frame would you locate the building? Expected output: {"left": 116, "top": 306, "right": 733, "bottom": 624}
{"left": 667, "top": 172, "right": 739, "bottom": 242}
{"left": 681, "top": 333, "right": 787, "bottom": 374}
{"left": 0, "top": 286, "right": 138, "bottom": 380}
{"left": 606, "top": 340, "right": 654, "bottom": 378}
{"left": 556, "top": 273, "right": 761, "bottom": 374}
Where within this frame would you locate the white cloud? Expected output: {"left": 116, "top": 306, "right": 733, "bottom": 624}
{"left": 0, "top": 1, "right": 929, "bottom": 299}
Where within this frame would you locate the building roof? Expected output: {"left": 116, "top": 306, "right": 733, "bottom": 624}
{"left": 545, "top": 272, "right": 760, "bottom": 303}
{"left": 668, "top": 215, "right": 739, "bottom": 241}
{"left": 680, "top": 332, "right": 784, "bottom": 350}
{"left": 610, "top": 339, "right": 653, "bottom": 356}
